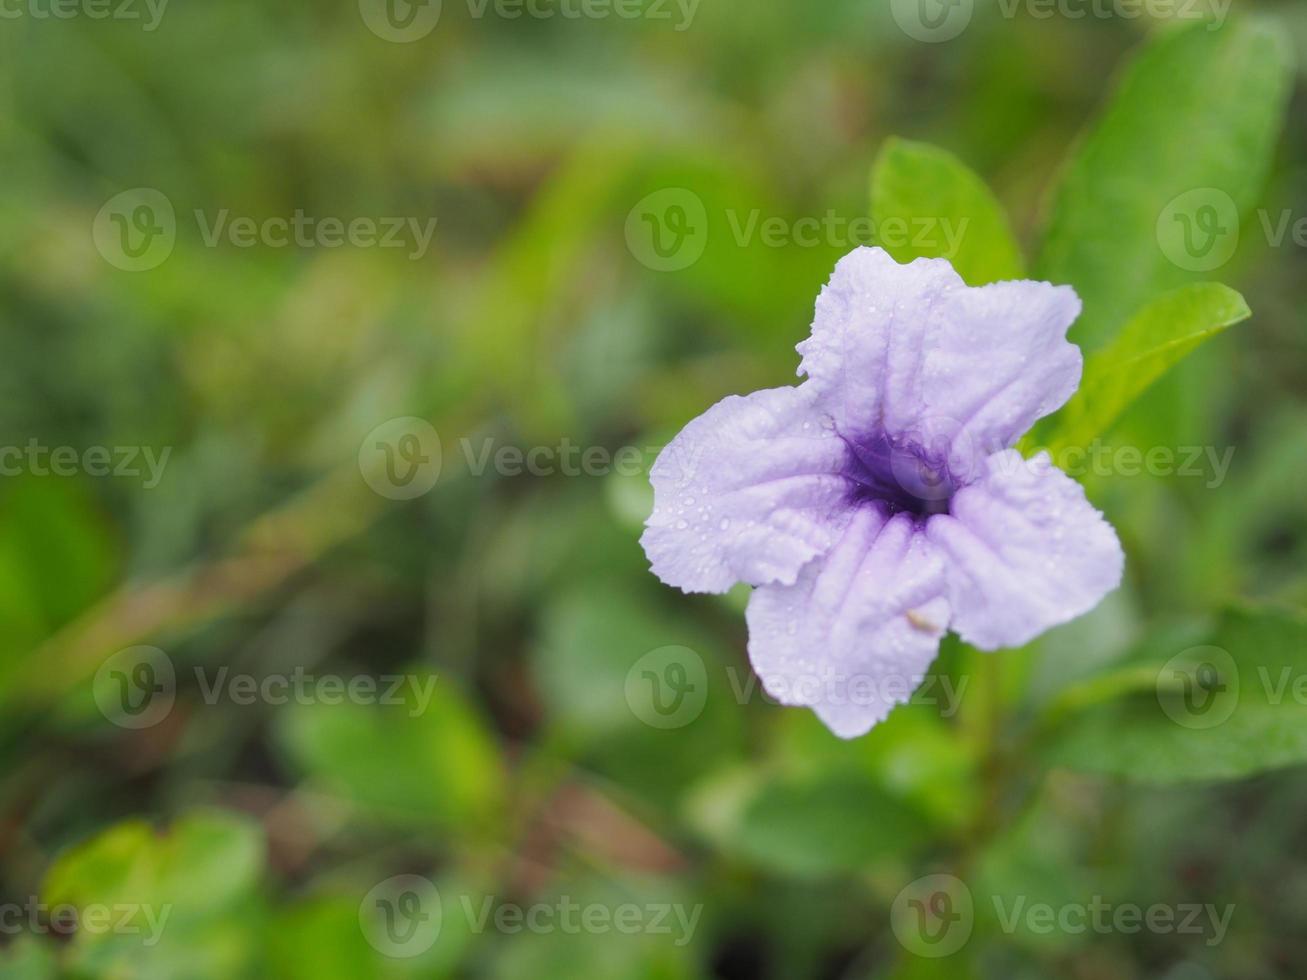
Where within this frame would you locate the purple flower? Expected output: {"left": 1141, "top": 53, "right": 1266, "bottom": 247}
{"left": 641, "top": 247, "right": 1124, "bottom": 738}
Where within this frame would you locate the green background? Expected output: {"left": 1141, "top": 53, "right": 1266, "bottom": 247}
{"left": 2, "top": 1, "right": 1306, "bottom": 977}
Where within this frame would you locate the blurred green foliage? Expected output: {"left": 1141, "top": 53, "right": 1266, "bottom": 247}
{"left": 1, "top": 2, "right": 1306, "bottom": 978}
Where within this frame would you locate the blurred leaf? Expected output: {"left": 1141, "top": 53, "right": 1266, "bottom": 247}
{"left": 971, "top": 779, "right": 1106, "bottom": 953}
{"left": 0, "top": 938, "right": 57, "bottom": 980}
{"left": 270, "top": 876, "right": 480, "bottom": 980}
{"left": 772, "top": 704, "right": 980, "bottom": 835}
{"left": 0, "top": 478, "right": 116, "bottom": 661}
{"left": 270, "top": 897, "right": 378, "bottom": 979}
{"left": 1045, "top": 606, "right": 1307, "bottom": 782}
{"left": 871, "top": 137, "right": 1024, "bottom": 285}
{"left": 276, "top": 677, "right": 506, "bottom": 836}
{"left": 42, "top": 809, "right": 265, "bottom": 979}
{"left": 1036, "top": 18, "right": 1293, "bottom": 349}
{"left": 483, "top": 875, "right": 701, "bottom": 980}
{"left": 44, "top": 808, "right": 264, "bottom": 918}
{"left": 1040, "top": 282, "right": 1250, "bottom": 453}
{"left": 534, "top": 582, "right": 744, "bottom": 807}
{"left": 734, "top": 773, "right": 928, "bottom": 878}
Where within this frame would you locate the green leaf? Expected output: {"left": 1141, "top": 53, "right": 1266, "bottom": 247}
{"left": 532, "top": 582, "right": 743, "bottom": 807}
{"left": 42, "top": 809, "right": 266, "bottom": 979}
{"left": 0, "top": 478, "right": 116, "bottom": 659}
{"left": 871, "top": 137, "right": 1024, "bottom": 285}
{"left": 734, "top": 773, "right": 928, "bottom": 878}
{"left": 1040, "top": 282, "right": 1250, "bottom": 453}
{"left": 1044, "top": 606, "right": 1307, "bottom": 783}
{"left": 1036, "top": 18, "right": 1293, "bottom": 349}
{"left": 44, "top": 808, "right": 264, "bottom": 919}
{"left": 0, "top": 938, "right": 57, "bottom": 980}
{"left": 276, "top": 677, "right": 506, "bottom": 835}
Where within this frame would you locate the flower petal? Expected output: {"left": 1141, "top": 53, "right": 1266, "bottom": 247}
{"left": 641, "top": 384, "right": 851, "bottom": 594}
{"left": 926, "top": 450, "right": 1124, "bottom": 650}
{"left": 797, "top": 247, "right": 962, "bottom": 441}
{"left": 797, "top": 247, "right": 1082, "bottom": 484}
{"left": 745, "top": 508, "right": 950, "bottom": 738}
{"left": 925, "top": 278, "right": 1083, "bottom": 483}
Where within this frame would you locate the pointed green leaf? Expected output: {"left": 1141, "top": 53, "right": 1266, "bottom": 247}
{"left": 1044, "top": 606, "right": 1307, "bottom": 783}
{"left": 1036, "top": 18, "right": 1293, "bottom": 349}
{"left": 871, "top": 137, "right": 1024, "bottom": 285}
{"left": 1041, "top": 282, "right": 1250, "bottom": 453}
{"left": 734, "top": 773, "right": 928, "bottom": 878}
{"left": 276, "top": 678, "right": 506, "bottom": 834}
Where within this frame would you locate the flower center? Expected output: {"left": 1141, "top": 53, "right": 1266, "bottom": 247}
{"left": 840, "top": 431, "right": 955, "bottom": 520}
